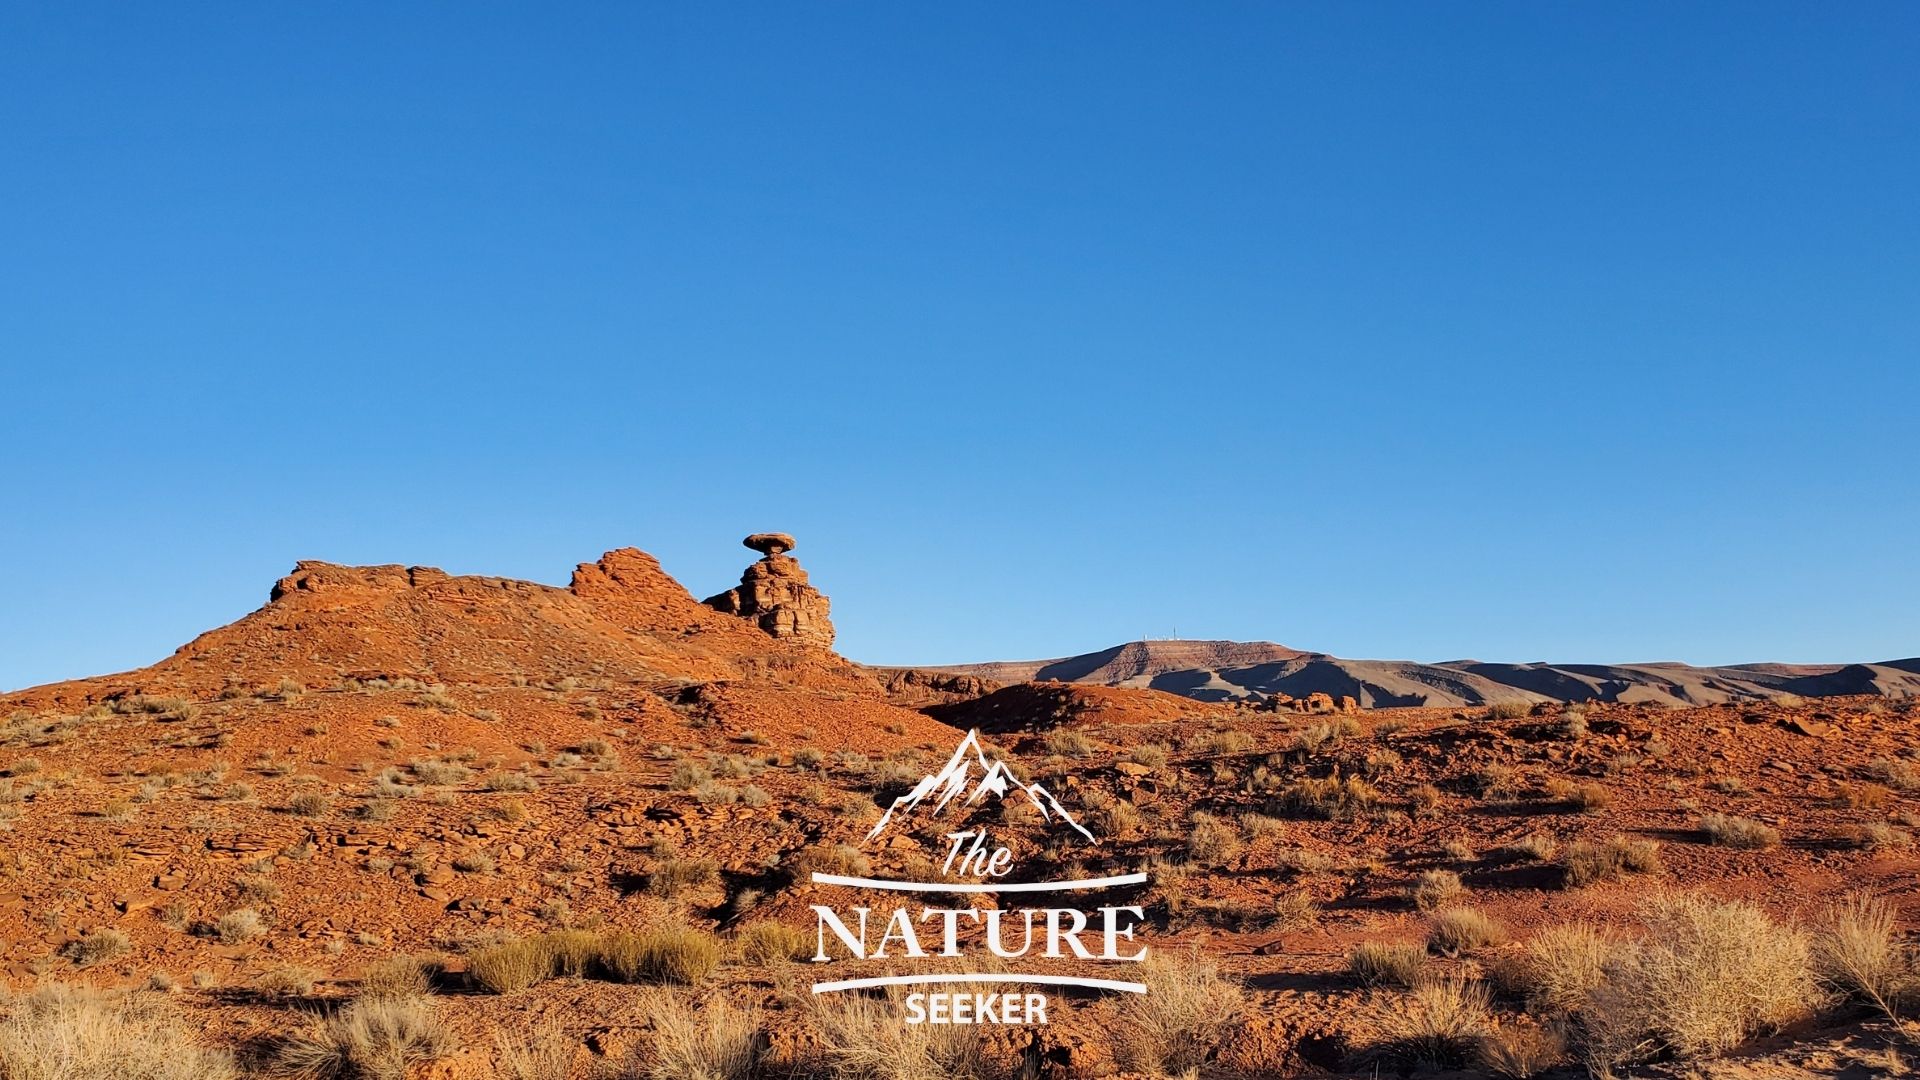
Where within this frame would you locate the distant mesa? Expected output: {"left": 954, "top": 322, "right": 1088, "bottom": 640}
{"left": 913, "top": 639, "right": 1920, "bottom": 709}
{"left": 704, "top": 532, "right": 835, "bottom": 648}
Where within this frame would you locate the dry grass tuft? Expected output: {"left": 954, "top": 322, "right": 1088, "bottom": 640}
{"left": 1699, "top": 813, "right": 1780, "bottom": 849}
{"left": 1410, "top": 869, "right": 1465, "bottom": 911}
{"left": 810, "top": 988, "right": 990, "bottom": 1080}
{"left": 600, "top": 926, "right": 723, "bottom": 986}
{"left": 1350, "top": 940, "right": 1430, "bottom": 988}
{"left": 1813, "top": 891, "right": 1918, "bottom": 1018}
{"left": 1365, "top": 976, "right": 1492, "bottom": 1068}
{"left": 1561, "top": 835, "right": 1660, "bottom": 887}
{"left": 0, "top": 985, "right": 237, "bottom": 1079}
{"left": 275, "top": 994, "right": 455, "bottom": 1080}
{"left": 1429, "top": 907, "right": 1507, "bottom": 956}
{"left": 1476, "top": 1020, "right": 1568, "bottom": 1078}
{"left": 734, "top": 921, "right": 809, "bottom": 965}
{"left": 1512, "top": 923, "right": 1614, "bottom": 1014}
{"left": 492, "top": 1021, "right": 574, "bottom": 1080}
{"left": 1111, "top": 950, "right": 1248, "bottom": 1078}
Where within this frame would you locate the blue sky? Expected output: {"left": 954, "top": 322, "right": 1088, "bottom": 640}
{"left": 2, "top": 4, "right": 1916, "bottom": 690}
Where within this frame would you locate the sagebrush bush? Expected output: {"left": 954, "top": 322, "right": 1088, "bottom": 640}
{"left": 1279, "top": 774, "right": 1378, "bottom": 820}
{"left": 1512, "top": 923, "right": 1613, "bottom": 1014}
{"left": 1578, "top": 893, "right": 1823, "bottom": 1069}
{"left": 1476, "top": 1020, "right": 1568, "bottom": 1079}
{"left": 60, "top": 928, "right": 131, "bottom": 968}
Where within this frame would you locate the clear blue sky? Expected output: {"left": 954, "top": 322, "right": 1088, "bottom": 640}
{"left": 3, "top": 4, "right": 1916, "bottom": 691}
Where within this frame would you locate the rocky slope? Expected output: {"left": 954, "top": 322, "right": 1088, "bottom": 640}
{"left": 917, "top": 638, "right": 1920, "bottom": 708}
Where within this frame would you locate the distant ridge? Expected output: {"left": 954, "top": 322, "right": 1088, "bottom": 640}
{"left": 916, "top": 640, "right": 1920, "bottom": 709}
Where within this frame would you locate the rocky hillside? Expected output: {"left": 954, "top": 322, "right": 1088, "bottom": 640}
{"left": 916, "top": 638, "right": 1920, "bottom": 708}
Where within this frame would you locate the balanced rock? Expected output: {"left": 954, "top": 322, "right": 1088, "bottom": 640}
{"left": 704, "top": 533, "right": 835, "bottom": 648}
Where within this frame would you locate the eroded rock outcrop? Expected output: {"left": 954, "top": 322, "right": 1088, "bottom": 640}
{"left": 704, "top": 533, "right": 835, "bottom": 648}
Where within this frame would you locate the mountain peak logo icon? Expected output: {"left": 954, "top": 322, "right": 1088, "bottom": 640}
{"left": 866, "top": 729, "right": 1096, "bottom": 844}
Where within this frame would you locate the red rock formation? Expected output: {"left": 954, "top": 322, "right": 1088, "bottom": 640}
{"left": 704, "top": 533, "right": 835, "bottom": 648}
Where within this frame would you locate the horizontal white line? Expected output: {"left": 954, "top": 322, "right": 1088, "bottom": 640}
{"left": 811, "top": 972, "right": 1148, "bottom": 994}
{"left": 808, "top": 871, "right": 1149, "bottom": 893}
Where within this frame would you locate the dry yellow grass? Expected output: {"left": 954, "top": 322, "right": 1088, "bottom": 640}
{"left": 0, "top": 986, "right": 237, "bottom": 1080}
{"left": 1111, "top": 950, "right": 1249, "bottom": 1078}
{"left": 1578, "top": 893, "right": 1824, "bottom": 1069}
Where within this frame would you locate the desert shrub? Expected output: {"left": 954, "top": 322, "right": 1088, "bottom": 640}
{"left": 1111, "top": 950, "right": 1247, "bottom": 1078}
{"left": 409, "top": 759, "right": 469, "bottom": 786}
{"left": 1813, "top": 891, "right": 1917, "bottom": 1016}
{"left": 1278, "top": 774, "right": 1378, "bottom": 820}
{"left": 1561, "top": 835, "right": 1660, "bottom": 887}
{"left": 1511, "top": 923, "right": 1616, "bottom": 1015}
{"left": 360, "top": 955, "right": 437, "bottom": 998}
{"left": 1406, "top": 783, "right": 1442, "bottom": 817}
{"left": 257, "top": 966, "right": 321, "bottom": 999}
{"left": 492, "top": 1021, "right": 573, "bottom": 1080}
{"left": 1838, "top": 781, "right": 1893, "bottom": 810}
{"left": 1868, "top": 757, "right": 1919, "bottom": 791}
{"left": 1577, "top": 893, "right": 1822, "bottom": 1069}
{"left": 1543, "top": 777, "right": 1609, "bottom": 810}
{"left": 59, "top": 928, "right": 131, "bottom": 968}
{"left": 1429, "top": 907, "right": 1507, "bottom": 956}
{"left": 632, "top": 988, "right": 762, "bottom": 1080}
{"left": 1200, "top": 729, "right": 1255, "bottom": 755}
{"left": 485, "top": 771, "right": 538, "bottom": 793}
{"left": 644, "top": 857, "right": 719, "bottom": 899}
{"left": 1476, "top": 1021, "right": 1568, "bottom": 1079}
{"left": 1410, "top": 869, "right": 1465, "bottom": 911}
{"left": 790, "top": 844, "right": 871, "bottom": 882}
{"left": 1483, "top": 700, "right": 1531, "bottom": 721}
{"left": 288, "top": 792, "right": 330, "bottom": 817}
{"left": 1365, "top": 976, "right": 1491, "bottom": 1068}
{"left": 1350, "top": 940, "right": 1430, "bottom": 988}
{"left": 1272, "top": 890, "right": 1321, "bottom": 931}
{"left": 1185, "top": 812, "right": 1242, "bottom": 866}
{"left": 215, "top": 908, "right": 265, "bottom": 943}
{"left": 1127, "top": 743, "right": 1170, "bottom": 769}
{"left": 1847, "top": 820, "right": 1912, "bottom": 851}
{"left": 451, "top": 849, "right": 495, "bottom": 874}
{"left": 809, "top": 988, "right": 988, "bottom": 1080}
{"left": 0, "top": 985, "right": 236, "bottom": 1079}
{"left": 735, "top": 921, "right": 809, "bottom": 965}
{"left": 600, "top": 927, "right": 723, "bottom": 986}
{"left": 468, "top": 939, "right": 552, "bottom": 994}
{"left": 413, "top": 686, "right": 459, "bottom": 711}
{"left": 1698, "top": 813, "right": 1779, "bottom": 849}
{"left": 1043, "top": 729, "right": 1096, "bottom": 758}
{"left": 1497, "top": 832, "right": 1559, "bottom": 862}
{"left": 276, "top": 994, "right": 455, "bottom": 1080}
{"left": 668, "top": 762, "right": 712, "bottom": 791}
{"left": 1085, "top": 791, "right": 1141, "bottom": 835}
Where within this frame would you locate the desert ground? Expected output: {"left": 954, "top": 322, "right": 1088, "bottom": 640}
{"left": 2, "top": 539, "right": 1917, "bottom": 1079}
